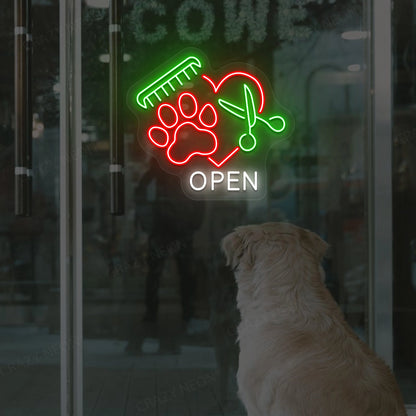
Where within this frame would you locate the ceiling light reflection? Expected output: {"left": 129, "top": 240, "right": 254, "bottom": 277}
{"left": 85, "top": 0, "right": 109, "bottom": 8}
{"left": 99, "top": 54, "right": 132, "bottom": 63}
{"left": 347, "top": 64, "right": 361, "bottom": 72}
{"left": 341, "top": 31, "right": 368, "bottom": 40}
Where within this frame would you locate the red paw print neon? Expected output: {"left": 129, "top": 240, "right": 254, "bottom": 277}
{"left": 148, "top": 92, "right": 219, "bottom": 166}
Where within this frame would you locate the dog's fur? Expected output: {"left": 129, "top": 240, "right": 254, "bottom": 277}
{"left": 222, "top": 222, "right": 407, "bottom": 416}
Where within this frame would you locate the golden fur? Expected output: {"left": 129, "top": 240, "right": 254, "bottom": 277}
{"left": 222, "top": 222, "right": 407, "bottom": 416}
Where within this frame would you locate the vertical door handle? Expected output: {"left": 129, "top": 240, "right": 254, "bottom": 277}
{"left": 14, "top": 0, "right": 32, "bottom": 217}
{"left": 26, "top": 0, "right": 32, "bottom": 215}
{"left": 109, "top": 0, "right": 124, "bottom": 215}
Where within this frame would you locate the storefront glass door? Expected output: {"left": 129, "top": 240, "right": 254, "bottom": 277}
{"left": 1, "top": 1, "right": 414, "bottom": 415}
{"left": 0, "top": 0, "right": 61, "bottom": 414}
{"left": 80, "top": 1, "right": 375, "bottom": 414}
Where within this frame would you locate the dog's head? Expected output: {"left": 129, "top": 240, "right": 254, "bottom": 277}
{"left": 221, "top": 222, "right": 328, "bottom": 288}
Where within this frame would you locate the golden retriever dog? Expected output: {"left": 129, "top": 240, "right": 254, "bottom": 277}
{"left": 222, "top": 222, "right": 407, "bottom": 416}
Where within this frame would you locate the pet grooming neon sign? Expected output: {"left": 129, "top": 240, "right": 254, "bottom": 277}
{"left": 128, "top": 49, "right": 293, "bottom": 199}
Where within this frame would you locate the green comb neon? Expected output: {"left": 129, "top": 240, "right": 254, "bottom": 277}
{"left": 136, "top": 56, "right": 202, "bottom": 110}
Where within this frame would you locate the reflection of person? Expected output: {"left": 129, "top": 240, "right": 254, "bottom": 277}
{"left": 135, "top": 157, "right": 204, "bottom": 323}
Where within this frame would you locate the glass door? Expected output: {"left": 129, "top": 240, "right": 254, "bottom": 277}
{"left": 0, "top": 0, "right": 60, "bottom": 414}
{"left": 2, "top": 1, "right": 414, "bottom": 415}
{"left": 80, "top": 0, "right": 377, "bottom": 414}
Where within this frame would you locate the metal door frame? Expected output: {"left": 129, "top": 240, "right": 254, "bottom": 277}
{"left": 60, "top": 0, "right": 83, "bottom": 415}
{"left": 370, "top": 0, "right": 393, "bottom": 365}
{"left": 370, "top": 0, "right": 416, "bottom": 411}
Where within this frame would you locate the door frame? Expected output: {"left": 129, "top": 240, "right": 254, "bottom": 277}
{"left": 59, "top": 0, "right": 83, "bottom": 414}
{"left": 369, "top": 0, "right": 393, "bottom": 366}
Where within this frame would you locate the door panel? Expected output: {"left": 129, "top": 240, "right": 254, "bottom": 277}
{"left": 81, "top": 1, "right": 373, "bottom": 414}
{"left": 1, "top": 1, "right": 412, "bottom": 415}
{"left": 0, "top": 1, "right": 60, "bottom": 414}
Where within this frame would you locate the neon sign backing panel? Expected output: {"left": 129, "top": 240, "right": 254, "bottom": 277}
{"left": 128, "top": 49, "right": 294, "bottom": 200}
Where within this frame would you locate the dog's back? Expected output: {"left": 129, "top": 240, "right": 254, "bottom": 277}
{"left": 222, "top": 222, "right": 407, "bottom": 416}
{"left": 237, "top": 305, "right": 407, "bottom": 416}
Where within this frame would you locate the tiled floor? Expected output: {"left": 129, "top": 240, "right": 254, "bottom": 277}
{"left": 1, "top": 365, "right": 244, "bottom": 415}
{"left": 83, "top": 341, "right": 243, "bottom": 416}
{"left": 0, "top": 327, "right": 244, "bottom": 415}
{"left": 1, "top": 327, "right": 415, "bottom": 415}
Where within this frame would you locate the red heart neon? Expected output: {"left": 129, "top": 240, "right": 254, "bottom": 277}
{"left": 208, "top": 147, "right": 240, "bottom": 168}
{"left": 201, "top": 72, "right": 265, "bottom": 114}
{"left": 201, "top": 71, "right": 266, "bottom": 167}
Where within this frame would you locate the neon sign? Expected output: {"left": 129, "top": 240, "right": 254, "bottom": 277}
{"left": 128, "top": 49, "right": 293, "bottom": 199}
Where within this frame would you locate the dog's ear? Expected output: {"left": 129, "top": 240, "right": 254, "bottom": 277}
{"left": 300, "top": 229, "right": 329, "bottom": 261}
{"left": 221, "top": 231, "right": 245, "bottom": 270}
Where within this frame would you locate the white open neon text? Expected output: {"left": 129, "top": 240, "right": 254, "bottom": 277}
{"left": 189, "top": 170, "right": 258, "bottom": 192}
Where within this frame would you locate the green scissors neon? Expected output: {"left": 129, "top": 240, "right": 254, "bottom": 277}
{"left": 218, "top": 84, "right": 286, "bottom": 152}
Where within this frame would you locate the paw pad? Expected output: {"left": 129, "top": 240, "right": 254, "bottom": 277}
{"left": 147, "top": 93, "right": 218, "bottom": 166}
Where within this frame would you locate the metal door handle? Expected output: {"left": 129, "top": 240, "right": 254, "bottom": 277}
{"left": 109, "top": 0, "right": 124, "bottom": 215}
{"left": 14, "top": 0, "right": 32, "bottom": 216}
